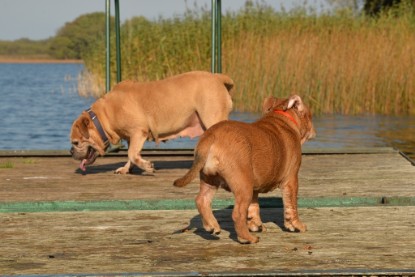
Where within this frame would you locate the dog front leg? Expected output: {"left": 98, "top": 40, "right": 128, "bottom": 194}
{"left": 115, "top": 134, "right": 155, "bottom": 175}
{"left": 281, "top": 176, "right": 307, "bottom": 232}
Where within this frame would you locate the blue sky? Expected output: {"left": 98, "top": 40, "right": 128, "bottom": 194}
{"left": 0, "top": 0, "right": 327, "bottom": 41}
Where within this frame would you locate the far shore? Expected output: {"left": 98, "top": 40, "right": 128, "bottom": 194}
{"left": 0, "top": 57, "right": 83, "bottom": 64}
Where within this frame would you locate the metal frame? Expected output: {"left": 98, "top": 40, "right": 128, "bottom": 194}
{"left": 211, "top": 0, "right": 222, "bottom": 73}
{"left": 105, "top": 0, "right": 122, "bottom": 92}
{"left": 104, "top": 0, "right": 222, "bottom": 92}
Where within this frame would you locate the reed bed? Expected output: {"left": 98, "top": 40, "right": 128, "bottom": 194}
{"left": 79, "top": 2, "right": 415, "bottom": 115}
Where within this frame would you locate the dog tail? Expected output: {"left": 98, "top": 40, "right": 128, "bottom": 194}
{"left": 173, "top": 135, "right": 214, "bottom": 188}
{"left": 215, "top": 73, "right": 234, "bottom": 95}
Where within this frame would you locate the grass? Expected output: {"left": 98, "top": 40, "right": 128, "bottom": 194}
{"left": 0, "top": 159, "right": 36, "bottom": 169}
{"left": 0, "top": 159, "right": 37, "bottom": 169}
{"left": 0, "top": 161, "right": 13, "bottom": 169}
{"left": 22, "top": 158, "right": 36, "bottom": 165}
{"left": 79, "top": 1, "right": 415, "bottom": 115}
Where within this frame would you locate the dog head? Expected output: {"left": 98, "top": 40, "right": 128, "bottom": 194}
{"left": 262, "top": 94, "right": 316, "bottom": 144}
{"left": 70, "top": 111, "right": 108, "bottom": 171}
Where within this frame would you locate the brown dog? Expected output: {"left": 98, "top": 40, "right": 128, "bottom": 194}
{"left": 70, "top": 71, "right": 233, "bottom": 174}
{"left": 173, "top": 95, "right": 315, "bottom": 244}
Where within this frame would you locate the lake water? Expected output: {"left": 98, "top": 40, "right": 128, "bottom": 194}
{"left": 0, "top": 63, "right": 413, "bottom": 162}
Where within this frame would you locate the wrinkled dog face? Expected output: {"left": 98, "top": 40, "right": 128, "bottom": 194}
{"left": 69, "top": 112, "right": 106, "bottom": 171}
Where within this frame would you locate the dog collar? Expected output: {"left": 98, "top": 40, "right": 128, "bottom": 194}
{"left": 86, "top": 108, "right": 110, "bottom": 146}
{"left": 274, "top": 110, "right": 299, "bottom": 127}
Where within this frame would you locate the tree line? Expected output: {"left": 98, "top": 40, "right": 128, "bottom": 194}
{"left": 0, "top": 12, "right": 108, "bottom": 60}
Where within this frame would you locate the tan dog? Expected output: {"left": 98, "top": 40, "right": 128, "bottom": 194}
{"left": 174, "top": 95, "right": 315, "bottom": 244}
{"left": 70, "top": 71, "right": 233, "bottom": 174}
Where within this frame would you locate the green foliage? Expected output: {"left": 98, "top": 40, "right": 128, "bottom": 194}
{"left": 49, "top": 12, "right": 111, "bottom": 59}
{"left": 0, "top": 38, "right": 51, "bottom": 57}
{"left": 82, "top": 11, "right": 211, "bottom": 84}
{"left": 0, "top": 12, "right": 111, "bottom": 60}
{"left": 80, "top": 1, "right": 415, "bottom": 115}
{"left": 363, "top": 0, "right": 414, "bottom": 16}
{"left": 2, "top": 0, "right": 412, "bottom": 115}
{"left": 0, "top": 161, "right": 13, "bottom": 169}
{"left": 22, "top": 158, "right": 36, "bottom": 164}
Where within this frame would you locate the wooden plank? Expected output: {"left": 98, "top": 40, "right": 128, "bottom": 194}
{"left": 0, "top": 152, "right": 414, "bottom": 203}
{"left": 0, "top": 152, "right": 414, "bottom": 275}
{"left": 299, "top": 153, "right": 415, "bottom": 198}
{"left": 0, "top": 207, "right": 414, "bottom": 275}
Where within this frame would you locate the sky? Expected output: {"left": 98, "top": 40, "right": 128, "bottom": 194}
{"left": 0, "top": 0, "right": 326, "bottom": 41}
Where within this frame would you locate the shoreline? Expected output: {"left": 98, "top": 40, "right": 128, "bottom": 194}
{"left": 0, "top": 58, "right": 83, "bottom": 64}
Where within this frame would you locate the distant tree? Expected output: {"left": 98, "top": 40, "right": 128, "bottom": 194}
{"left": 0, "top": 38, "right": 51, "bottom": 57}
{"left": 363, "top": 0, "right": 414, "bottom": 16}
{"left": 49, "top": 12, "right": 111, "bottom": 59}
{"left": 326, "top": 0, "right": 363, "bottom": 14}
{"left": 326, "top": 0, "right": 415, "bottom": 16}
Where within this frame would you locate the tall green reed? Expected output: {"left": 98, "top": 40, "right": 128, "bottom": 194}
{"left": 79, "top": 1, "right": 415, "bottom": 115}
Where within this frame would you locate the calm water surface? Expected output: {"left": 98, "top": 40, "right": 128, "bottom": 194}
{"left": 0, "top": 63, "right": 94, "bottom": 150}
{"left": 0, "top": 63, "right": 413, "bottom": 162}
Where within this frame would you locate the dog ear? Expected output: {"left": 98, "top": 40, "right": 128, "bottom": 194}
{"left": 262, "top": 97, "right": 276, "bottom": 114}
{"left": 78, "top": 116, "right": 90, "bottom": 139}
{"left": 286, "top": 95, "right": 304, "bottom": 112}
{"left": 262, "top": 96, "right": 287, "bottom": 114}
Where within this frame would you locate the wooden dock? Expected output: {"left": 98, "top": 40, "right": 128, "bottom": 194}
{"left": 0, "top": 149, "right": 414, "bottom": 276}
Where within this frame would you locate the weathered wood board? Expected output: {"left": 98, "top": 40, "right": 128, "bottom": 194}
{"left": 0, "top": 152, "right": 414, "bottom": 203}
{"left": 0, "top": 150, "right": 414, "bottom": 275}
{"left": 1, "top": 207, "right": 414, "bottom": 275}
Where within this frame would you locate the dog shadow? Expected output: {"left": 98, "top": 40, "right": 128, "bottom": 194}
{"left": 173, "top": 198, "right": 286, "bottom": 243}
{"left": 74, "top": 160, "right": 193, "bottom": 175}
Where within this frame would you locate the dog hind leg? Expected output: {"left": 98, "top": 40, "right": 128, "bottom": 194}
{"left": 116, "top": 133, "right": 155, "bottom": 175}
{"left": 230, "top": 179, "right": 259, "bottom": 244}
{"left": 199, "top": 108, "right": 230, "bottom": 129}
{"left": 196, "top": 179, "right": 221, "bottom": 235}
{"left": 196, "top": 88, "right": 232, "bottom": 129}
{"left": 114, "top": 160, "right": 134, "bottom": 174}
{"left": 248, "top": 191, "right": 266, "bottom": 232}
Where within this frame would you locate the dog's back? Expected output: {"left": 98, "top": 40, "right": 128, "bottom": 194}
{"left": 174, "top": 114, "right": 303, "bottom": 192}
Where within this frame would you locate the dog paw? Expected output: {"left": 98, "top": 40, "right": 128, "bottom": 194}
{"left": 248, "top": 221, "right": 266, "bottom": 233}
{"left": 284, "top": 220, "right": 307, "bottom": 232}
{"left": 237, "top": 235, "right": 259, "bottom": 244}
{"left": 209, "top": 229, "right": 221, "bottom": 236}
{"left": 142, "top": 170, "right": 155, "bottom": 176}
{"left": 204, "top": 224, "right": 221, "bottom": 235}
{"left": 114, "top": 167, "right": 130, "bottom": 174}
{"left": 140, "top": 160, "right": 155, "bottom": 174}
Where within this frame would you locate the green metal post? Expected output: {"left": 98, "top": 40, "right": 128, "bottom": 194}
{"left": 211, "top": 0, "right": 222, "bottom": 73}
{"left": 105, "top": 0, "right": 111, "bottom": 92}
{"left": 211, "top": 0, "right": 216, "bottom": 73}
{"left": 114, "top": 0, "right": 122, "bottom": 83}
{"left": 216, "top": 0, "right": 222, "bottom": 73}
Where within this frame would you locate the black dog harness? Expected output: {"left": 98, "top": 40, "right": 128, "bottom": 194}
{"left": 86, "top": 108, "right": 110, "bottom": 146}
